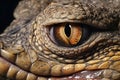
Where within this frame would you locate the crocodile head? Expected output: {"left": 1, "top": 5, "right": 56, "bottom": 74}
{"left": 0, "top": 0, "right": 120, "bottom": 80}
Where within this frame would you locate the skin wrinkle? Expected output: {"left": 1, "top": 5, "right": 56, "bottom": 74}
{"left": 0, "top": 0, "right": 120, "bottom": 80}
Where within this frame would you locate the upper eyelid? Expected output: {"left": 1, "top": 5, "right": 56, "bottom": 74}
{"left": 40, "top": 11, "right": 118, "bottom": 30}
{"left": 45, "top": 21, "right": 117, "bottom": 32}
{"left": 45, "top": 22, "right": 105, "bottom": 31}
{"left": 43, "top": 20, "right": 81, "bottom": 27}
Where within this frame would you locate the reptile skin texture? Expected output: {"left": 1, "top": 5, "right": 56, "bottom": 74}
{"left": 0, "top": 0, "right": 120, "bottom": 80}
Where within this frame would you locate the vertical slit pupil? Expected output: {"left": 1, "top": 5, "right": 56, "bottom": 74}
{"left": 65, "top": 24, "right": 71, "bottom": 37}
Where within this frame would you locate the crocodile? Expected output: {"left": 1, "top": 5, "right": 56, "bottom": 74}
{"left": 0, "top": 0, "right": 120, "bottom": 80}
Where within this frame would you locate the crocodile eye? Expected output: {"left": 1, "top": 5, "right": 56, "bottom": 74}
{"left": 49, "top": 23, "right": 89, "bottom": 47}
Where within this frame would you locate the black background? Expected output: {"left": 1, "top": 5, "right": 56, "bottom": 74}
{"left": 0, "top": 0, "right": 20, "bottom": 33}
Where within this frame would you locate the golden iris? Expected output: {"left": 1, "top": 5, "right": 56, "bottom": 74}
{"left": 51, "top": 23, "right": 82, "bottom": 47}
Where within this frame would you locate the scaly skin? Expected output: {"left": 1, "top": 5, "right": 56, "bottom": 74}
{"left": 0, "top": 0, "right": 120, "bottom": 80}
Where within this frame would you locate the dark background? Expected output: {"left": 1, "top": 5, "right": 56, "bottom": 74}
{"left": 0, "top": 0, "right": 20, "bottom": 33}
